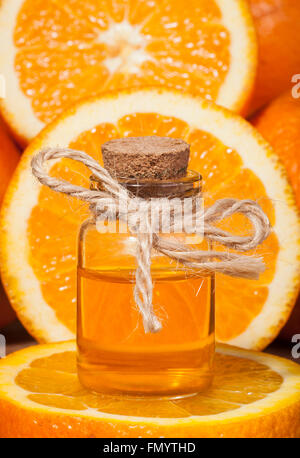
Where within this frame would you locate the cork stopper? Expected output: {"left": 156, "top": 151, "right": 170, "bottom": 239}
{"left": 101, "top": 136, "right": 190, "bottom": 180}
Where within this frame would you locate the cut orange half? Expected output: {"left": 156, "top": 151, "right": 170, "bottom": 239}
{"left": 1, "top": 88, "right": 299, "bottom": 349}
{"left": 0, "top": 341, "right": 300, "bottom": 438}
{"left": 0, "top": 0, "right": 256, "bottom": 143}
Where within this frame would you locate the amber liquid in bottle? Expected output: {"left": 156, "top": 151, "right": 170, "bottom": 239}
{"left": 77, "top": 261, "right": 214, "bottom": 397}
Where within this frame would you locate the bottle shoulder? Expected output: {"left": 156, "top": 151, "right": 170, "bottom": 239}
{"left": 78, "top": 217, "right": 208, "bottom": 275}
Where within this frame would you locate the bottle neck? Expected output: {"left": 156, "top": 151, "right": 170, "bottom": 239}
{"left": 90, "top": 169, "right": 202, "bottom": 199}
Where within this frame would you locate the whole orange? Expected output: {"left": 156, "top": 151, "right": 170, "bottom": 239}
{"left": 252, "top": 91, "right": 300, "bottom": 207}
{"left": 249, "top": 0, "right": 300, "bottom": 114}
{"left": 252, "top": 91, "right": 300, "bottom": 339}
{"left": 0, "top": 118, "right": 20, "bottom": 329}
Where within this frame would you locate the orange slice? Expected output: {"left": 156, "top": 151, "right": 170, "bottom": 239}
{"left": 0, "top": 88, "right": 299, "bottom": 349}
{"left": 0, "top": 341, "right": 300, "bottom": 438}
{"left": 0, "top": 0, "right": 256, "bottom": 143}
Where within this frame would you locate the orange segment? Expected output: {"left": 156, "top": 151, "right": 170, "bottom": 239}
{"left": 28, "top": 206, "right": 78, "bottom": 278}
{"left": 14, "top": 0, "right": 98, "bottom": 47}
{"left": 0, "top": 341, "right": 300, "bottom": 437}
{"left": 1, "top": 88, "right": 299, "bottom": 349}
{"left": 216, "top": 275, "right": 269, "bottom": 341}
{"left": 117, "top": 113, "right": 189, "bottom": 139}
{"left": 187, "top": 129, "right": 243, "bottom": 190}
{"left": 69, "top": 123, "right": 119, "bottom": 159}
{"left": 212, "top": 168, "right": 275, "bottom": 225}
{"left": 41, "top": 272, "right": 77, "bottom": 332}
{"left": 0, "top": 0, "right": 256, "bottom": 142}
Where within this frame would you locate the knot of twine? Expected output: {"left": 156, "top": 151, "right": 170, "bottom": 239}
{"left": 31, "top": 147, "right": 271, "bottom": 334}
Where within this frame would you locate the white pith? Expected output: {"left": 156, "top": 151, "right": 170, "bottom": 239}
{"left": 0, "top": 0, "right": 256, "bottom": 142}
{"left": 1, "top": 88, "right": 299, "bottom": 348}
{"left": 98, "top": 20, "right": 152, "bottom": 75}
{"left": 0, "top": 341, "right": 299, "bottom": 424}
{"left": 217, "top": 0, "right": 256, "bottom": 109}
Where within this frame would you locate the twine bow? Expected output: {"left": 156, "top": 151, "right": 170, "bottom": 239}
{"left": 31, "top": 147, "right": 271, "bottom": 333}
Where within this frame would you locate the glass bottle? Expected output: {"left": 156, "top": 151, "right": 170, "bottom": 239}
{"left": 77, "top": 170, "right": 215, "bottom": 398}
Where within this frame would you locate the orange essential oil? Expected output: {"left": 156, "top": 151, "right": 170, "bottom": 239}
{"left": 77, "top": 137, "right": 215, "bottom": 397}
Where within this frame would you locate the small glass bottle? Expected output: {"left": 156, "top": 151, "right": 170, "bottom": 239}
{"left": 77, "top": 137, "right": 215, "bottom": 398}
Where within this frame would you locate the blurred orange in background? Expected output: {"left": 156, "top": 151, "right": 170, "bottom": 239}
{"left": 253, "top": 91, "right": 300, "bottom": 207}
{"left": 0, "top": 118, "right": 20, "bottom": 328}
{"left": 248, "top": 0, "right": 300, "bottom": 114}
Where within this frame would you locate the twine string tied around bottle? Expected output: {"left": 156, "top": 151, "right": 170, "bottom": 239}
{"left": 31, "top": 147, "right": 271, "bottom": 334}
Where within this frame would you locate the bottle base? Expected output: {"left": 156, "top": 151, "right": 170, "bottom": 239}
{"left": 77, "top": 360, "right": 213, "bottom": 398}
